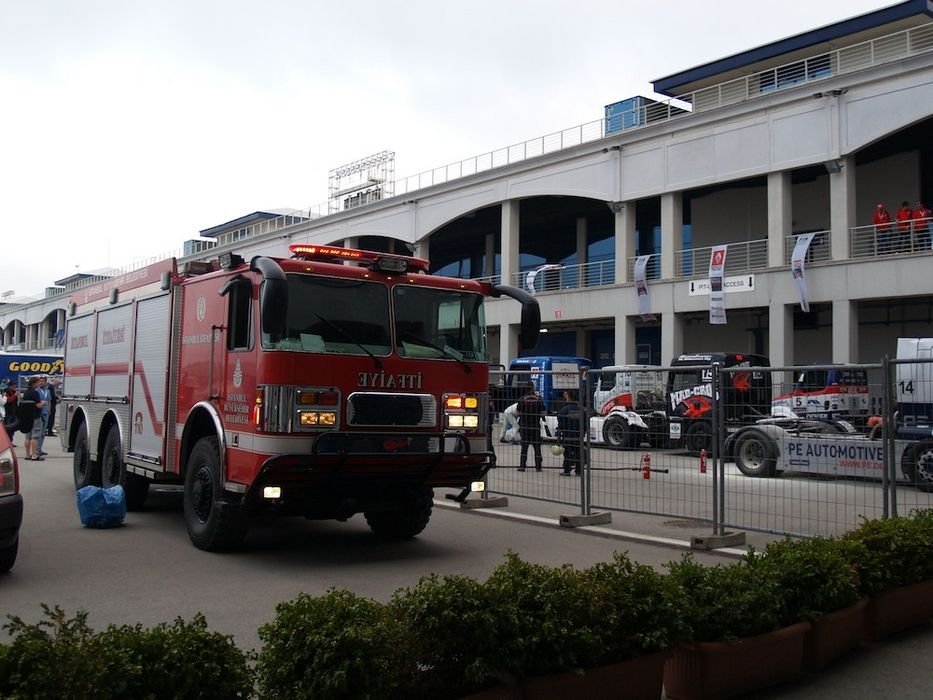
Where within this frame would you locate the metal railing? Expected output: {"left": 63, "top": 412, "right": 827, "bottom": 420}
{"left": 850, "top": 218, "right": 933, "bottom": 257}
{"left": 783, "top": 230, "right": 832, "bottom": 264}
{"left": 674, "top": 239, "right": 769, "bottom": 279}
{"left": 506, "top": 260, "right": 616, "bottom": 293}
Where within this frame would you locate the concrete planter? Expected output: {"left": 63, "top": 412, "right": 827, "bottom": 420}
{"left": 663, "top": 622, "right": 810, "bottom": 700}
{"left": 803, "top": 597, "right": 869, "bottom": 672}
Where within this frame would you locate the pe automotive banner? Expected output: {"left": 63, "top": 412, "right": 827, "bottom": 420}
{"left": 708, "top": 245, "right": 727, "bottom": 325}
{"left": 791, "top": 233, "right": 816, "bottom": 312}
{"left": 633, "top": 255, "right": 655, "bottom": 321}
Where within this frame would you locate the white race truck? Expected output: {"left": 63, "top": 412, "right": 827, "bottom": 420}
{"left": 724, "top": 339, "right": 933, "bottom": 491}
{"left": 539, "top": 365, "right": 667, "bottom": 449}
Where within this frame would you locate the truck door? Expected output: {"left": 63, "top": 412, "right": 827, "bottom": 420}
{"left": 129, "top": 294, "right": 172, "bottom": 462}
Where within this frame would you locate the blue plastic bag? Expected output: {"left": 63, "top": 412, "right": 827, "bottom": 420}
{"left": 76, "top": 485, "right": 126, "bottom": 528}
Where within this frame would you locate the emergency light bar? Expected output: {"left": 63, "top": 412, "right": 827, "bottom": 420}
{"left": 288, "top": 244, "right": 429, "bottom": 273}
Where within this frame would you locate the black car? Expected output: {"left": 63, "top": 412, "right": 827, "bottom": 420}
{"left": 0, "top": 425, "right": 22, "bottom": 572}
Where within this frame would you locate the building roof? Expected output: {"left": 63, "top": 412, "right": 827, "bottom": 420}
{"left": 198, "top": 210, "right": 303, "bottom": 238}
{"left": 652, "top": 0, "right": 933, "bottom": 96}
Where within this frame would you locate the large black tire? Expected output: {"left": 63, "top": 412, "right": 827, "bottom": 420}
{"left": 0, "top": 537, "right": 17, "bottom": 573}
{"left": 602, "top": 417, "right": 635, "bottom": 449}
{"left": 73, "top": 422, "right": 101, "bottom": 490}
{"left": 183, "top": 436, "right": 248, "bottom": 551}
{"left": 684, "top": 420, "right": 713, "bottom": 457}
{"left": 734, "top": 430, "right": 778, "bottom": 477}
{"left": 902, "top": 440, "right": 933, "bottom": 493}
{"left": 364, "top": 487, "right": 434, "bottom": 539}
{"left": 98, "top": 426, "right": 150, "bottom": 511}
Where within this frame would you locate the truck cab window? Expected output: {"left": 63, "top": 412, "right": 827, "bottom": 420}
{"left": 226, "top": 280, "right": 252, "bottom": 350}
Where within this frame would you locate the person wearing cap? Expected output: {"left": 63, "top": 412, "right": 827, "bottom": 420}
{"left": 872, "top": 202, "right": 892, "bottom": 253}
{"left": 34, "top": 375, "right": 51, "bottom": 457}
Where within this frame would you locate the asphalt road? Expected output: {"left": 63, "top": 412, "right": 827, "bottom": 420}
{"left": 3, "top": 440, "right": 932, "bottom": 699}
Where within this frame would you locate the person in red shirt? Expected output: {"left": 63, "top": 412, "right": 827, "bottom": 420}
{"left": 895, "top": 200, "right": 913, "bottom": 251}
{"left": 914, "top": 200, "right": 932, "bottom": 250}
{"left": 872, "top": 203, "right": 892, "bottom": 252}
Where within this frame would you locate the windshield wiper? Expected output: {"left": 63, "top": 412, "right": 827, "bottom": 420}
{"left": 313, "top": 312, "right": 383, "bottom": 370}
{"left": 401, "top": 331, "right": 472, "bottom": 373}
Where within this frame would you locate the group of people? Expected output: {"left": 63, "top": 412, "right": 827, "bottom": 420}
{"left": 1, "top": 375, "right": 59, "bottom": 461}
{"left": 872, "top": 200, "right": 931, "bottom": 253}
{"left": 493, "top": 383, "right": 585, "bottom": 476}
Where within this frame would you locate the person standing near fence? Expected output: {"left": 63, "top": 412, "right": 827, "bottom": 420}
{"left": 516, "top": 383, "right": 545, "bottom": 472}
{"left": 895, "top": 200, "right": 913, "bottom": 252}
{"left": 557, "top": 389, "right": 583, "bottom": 476}
{"left": 914, "top": 200, "right": 932, "bottom": 250}
{"left": 872, "top": 203, "right": 892, "bottom": 253}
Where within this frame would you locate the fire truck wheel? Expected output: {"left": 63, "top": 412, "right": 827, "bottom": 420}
{"left": 603, "top": 417, "right": 635, "bottom": 449}
{"left": 684, "top": 421, "right": 713, "bottom": 457}
{"left": 734, "top": 430, "right": 777, "bottom": 477}
{"left": 903, "top": 440, "right": 933, "bottom": 492}
{"left": 184, "top": 436, "right": 248, "bottom": 551}
{"left": 98, "top": 425, "right": 149, "bottom": 509}
{"left": 364, "top": 487, "right": 434, "bottom": 539}
{"left": 73, "top": 421, "right": 101, "bottom": 490}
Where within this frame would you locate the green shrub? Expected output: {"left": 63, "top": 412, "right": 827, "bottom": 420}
{"left": 481, "top": 552, "right": 606, "bottom": 680}
{"left": 666, "top": 554, "right": 783, "bottom": 642}
{"left": 0, "top": 605, "right": 253, "bottom": 699}
{"left": 584, "top": 551, "right": 689, "bottom": 661}
{"left": 255, "top": 589, "right": 411, "bottom": 700}
{"left": 390, "top": 574, "right": 498, "bottom": 699}
{"left": 842, "top": 509, "right": 933, "bottom": 594}
{"left": 753, "top": 536, "right": 861, "bottom": 625}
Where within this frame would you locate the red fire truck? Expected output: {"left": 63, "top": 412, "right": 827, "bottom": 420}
{"left": 60, "top": 245, "right": 539, "bottom": 550}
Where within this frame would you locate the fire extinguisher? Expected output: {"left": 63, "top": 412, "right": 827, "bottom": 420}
{"left": 641, "top": 453, "right": 651, "bottom": 479}
{"left": 699, "top": 448, "right": 707, "bottom": 474}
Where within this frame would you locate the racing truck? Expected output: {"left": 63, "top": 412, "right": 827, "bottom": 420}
{"left": 666, "top": 352, "right": 772, "bottom": 456}
{"left": 771, "top": 365, "right": 870, "bottom": 424}
{"left": 725, "top": 338, "right": 933, "bottom": 491}
{"left": 60, "top": 244, "right": 540, "bottom": 550}
{"left": 586, "top": 365, "right": 667, "bottom": 449}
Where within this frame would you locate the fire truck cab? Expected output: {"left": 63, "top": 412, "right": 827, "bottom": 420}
{"left": 61, "top": 245, "right": 539, "bottom": 550}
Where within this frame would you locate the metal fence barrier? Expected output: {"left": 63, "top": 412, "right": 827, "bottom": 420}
{"left": 487, "top": 359, "right": 933, "bottom": 540}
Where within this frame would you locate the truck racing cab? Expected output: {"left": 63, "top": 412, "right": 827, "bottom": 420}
{"left": 667, "top": 352, "right": 771, "bottom": 456}
{"left": 61, "top": 244, "right": 539, "bottom": 550}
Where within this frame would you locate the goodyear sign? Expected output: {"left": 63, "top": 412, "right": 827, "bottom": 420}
{"left": 1, "top": 354, "right": 64, "bottom": 387}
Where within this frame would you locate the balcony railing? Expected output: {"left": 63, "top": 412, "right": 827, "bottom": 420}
{"left": 783, "top": 231, "right": 832, "bottom": 264}
{"left": 674, "top": 239, "right": 769, "bottom": 279}
{"left": 850, "top": 218, "right": 932, "bottom": 257}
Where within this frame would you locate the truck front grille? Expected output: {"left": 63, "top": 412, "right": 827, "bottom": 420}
{"left": 346, "top": 392, "right": 436, "bottom": 428}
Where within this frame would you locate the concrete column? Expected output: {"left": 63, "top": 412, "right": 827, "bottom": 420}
{"left": 500, "top": 200, "right": 520, "bottom": 289}
{"left": 413, "top": 237, "right": 428, "bottom": 261}
{"left": 613, "top": 203, "right": 635, "bottom": 284}
{"left": 614, "top": 314, "right": 636, "bottom": 365}
{"left": 343, "top": 236, "right": 359, "bottom": 250}
{"left": 661, "top": 192, "right": 683, "bottom": 280}
{"left": 768, "top": 171, "right": 792, "bottom": 268}
{"left": 829, "top": 156, "right": 855, "bottom": 261}
{"left": 576, "top": 216, "right": 588, "bottom": 265}
{"left": 498, "top": 200, "right": 523, "bottom": 365}
{"left": 832, "top": 300, "right": 859, "bottom": 363}
{"left": 768, "top": 300, "right": 794, "bottom": 373}
{"left": 484, "top": 233, "right": 496, "bottom": 280}
{"left": 661, "top": 312, "right": 684, "bottom": 365}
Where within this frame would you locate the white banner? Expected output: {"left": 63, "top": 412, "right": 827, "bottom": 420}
{"left": 708, "top": 245, "right": 728, "bottom": 325}
{"left": 791, "top": 233, "right": 816, "bottom": 312}
{"left": 525, "top": 264, "right": 564, "bottom": 296}
{"left": 633, "top": 255, "right": 655, "bottom": 320}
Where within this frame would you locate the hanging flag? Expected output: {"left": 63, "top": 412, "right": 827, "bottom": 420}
{"left": 708, "top": 245, "right": 728, "bottom": 325}
{"left": 633, "top": 255, "right": 656, "bottom": 321}
{"left": 525, "top": 264, "right": 564, "bottom": 295}
{"left": 791, "top": 233, "right": 817, "bottom": 312}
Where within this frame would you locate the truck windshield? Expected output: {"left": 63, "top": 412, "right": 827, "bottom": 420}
{"left": 262, "top": 275, "right": 392, "bottom": 356}
{"left": 393, "top": 285, "right": 488, "bottom": 363}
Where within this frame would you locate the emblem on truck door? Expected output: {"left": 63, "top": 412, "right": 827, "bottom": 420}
{"left": 233, "top": 359, "right": 243, "bottom": 388}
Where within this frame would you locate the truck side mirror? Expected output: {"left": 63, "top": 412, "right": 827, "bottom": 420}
{"left": 250, "top": 257, "right": 288, "bottom": 340}
{"left": 489, "top": 284, "right": 541, "bottom": 351}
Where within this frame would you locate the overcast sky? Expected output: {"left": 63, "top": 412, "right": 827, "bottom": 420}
{"left": 1, "top": 0, "right": 891, "bottom": 298}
